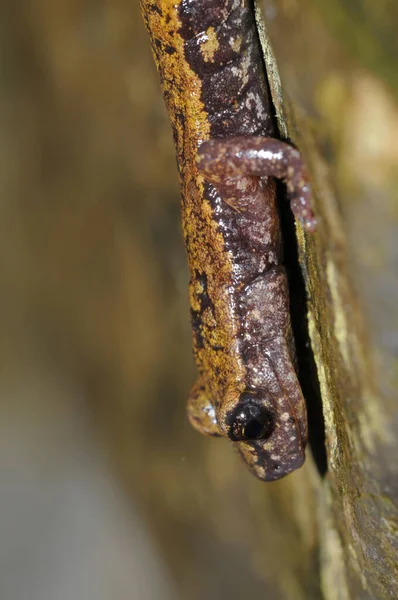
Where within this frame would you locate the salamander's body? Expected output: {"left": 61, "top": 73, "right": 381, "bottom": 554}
{"left": 141, "top": 0, "right": 315, "bottom": 480}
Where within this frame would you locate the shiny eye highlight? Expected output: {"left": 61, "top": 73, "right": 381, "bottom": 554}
{"left": 227, "top": 397, "right": 274, "bottom": 442}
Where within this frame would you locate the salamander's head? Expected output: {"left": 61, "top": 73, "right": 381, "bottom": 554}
{"left": 220, "top": 388, "right": 307, "bottom": 481}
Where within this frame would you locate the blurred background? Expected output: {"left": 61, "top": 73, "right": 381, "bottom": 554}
{"left": 0, "top": 1, "right": 397, "bottom": 599}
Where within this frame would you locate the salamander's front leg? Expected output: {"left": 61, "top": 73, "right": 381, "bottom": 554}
{"left": 197, "top": 137, "right": 317, "bottom": 232}
{"left": 187, "top": 379, "right": 222, "bottom": 437}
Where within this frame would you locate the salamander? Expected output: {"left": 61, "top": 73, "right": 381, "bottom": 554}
{"left": 141, "top": 0, "right": 316, "bottom": 480}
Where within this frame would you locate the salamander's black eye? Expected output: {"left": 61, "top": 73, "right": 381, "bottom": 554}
{"left": 227, "top": 398, "right": 274, "bottom": 442}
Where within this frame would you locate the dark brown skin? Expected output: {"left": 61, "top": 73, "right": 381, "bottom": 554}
{"left": 141, "top": 0, "right": 316, "bottom": 480}
{"left": 197, "top": 137, "right": 316, "bottom": 232}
